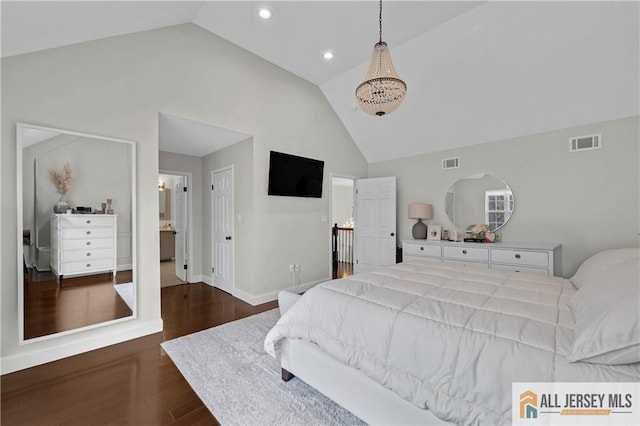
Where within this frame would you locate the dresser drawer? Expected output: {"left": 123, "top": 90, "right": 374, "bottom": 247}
{"left": 60, "top": 238, "right": 114, "bottom": 250}
{"left": 444, "top": 259, "right": 489, "bottom": 269}
{"left": 60, "top": 227, "right": 114, "bottom": 240}
{"left": 490, "top": 263, "right": 549, "bottom": 276}
{"left": 491, "top": 249, "right": 548, "bottom": 267}
{"left": 56, "top": 215, "right": 114, "bottom": 228}
{"left": 60, "top": 258, "right": 115, "bottom": 274}
{"left": 444, "top": 246, "right": 489, "bottom": 262}
{"left": 403, "top": 243, "right": 442, "bottom": 258}
{"left": 60, "top": 249, "right": 114, "bottom": 262}
{"left": 404, "top": 255, "right": 442, "bottom": 264}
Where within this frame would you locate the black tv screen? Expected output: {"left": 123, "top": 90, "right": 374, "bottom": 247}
{"left": 268, "top": 151, "right": 324, "bottom": 198}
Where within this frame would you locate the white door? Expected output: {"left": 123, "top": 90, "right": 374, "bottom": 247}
{"left": 354, "top": 177, "right": 397, "bottom": 273}
{"left": 212, "top": 167, "right": 234, "bottom": 293}
{"left": 174, "top": 176, "right": 188, "bottom": 281}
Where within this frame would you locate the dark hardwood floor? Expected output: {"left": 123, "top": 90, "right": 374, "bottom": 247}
{"left": 2, "top": 284, "right": 279, "bottom": 425}
{"left": 24, "top": 269, "right": 133, "bottom": 339}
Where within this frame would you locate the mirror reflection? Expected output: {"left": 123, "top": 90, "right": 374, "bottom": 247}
{"left": 19, "top": 123, "right": 136, "bottom": 341}
{"left": 159, "top": 187, "right": 171, "bottom": 220}
{"left": 445, "top": 173, "right": 514, "bottom": 232}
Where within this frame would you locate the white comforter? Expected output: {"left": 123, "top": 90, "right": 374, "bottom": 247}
{"left": 264, "top": 261, "right": 640, "bottom": 425}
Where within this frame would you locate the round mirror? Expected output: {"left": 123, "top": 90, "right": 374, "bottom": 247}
{"left": 445, "top": 173, "right": 514, "bottom": 232}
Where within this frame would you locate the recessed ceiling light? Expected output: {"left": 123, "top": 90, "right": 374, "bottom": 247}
{"left": 259, "top": 8, "right": 272, "bottom": 20}
{"left": 323, "top": 51, "right": 334, "bottom": 60}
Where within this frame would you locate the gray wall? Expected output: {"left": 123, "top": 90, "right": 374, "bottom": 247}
{"left": 370, "top": 115, "right": 639, "bottom": 277}
{"left": 332, "top": 184, "right": 353, "bottom": 227}
{"left": 1, "top": 23, "right": 367, "bottom": 368}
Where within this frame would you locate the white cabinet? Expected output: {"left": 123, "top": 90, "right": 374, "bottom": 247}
{"left": 402, "top": 240, "right": 562, "bottom": 276}
{"left": 50, "top": 214, "right": 117, "bottom": 281}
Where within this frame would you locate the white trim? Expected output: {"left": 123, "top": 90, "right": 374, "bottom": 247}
{"left": 159, "top": 169, "right": 194, "bottom": 284}
{"left": 190, "top": 274, "right": 205, "bottom": 284}
{"left": 202, "top": 277, "right": 329, "bottom": 306}
{"left": 1, "top": 318, "right": 162, "bottom": 375}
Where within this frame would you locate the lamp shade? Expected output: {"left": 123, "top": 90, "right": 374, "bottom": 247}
{"left": 408, "top": 203, "right": 433, "bottom": 220}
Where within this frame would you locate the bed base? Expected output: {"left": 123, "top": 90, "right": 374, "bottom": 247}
{"left": 280, "top": 338, "right": 452, "bottom": 425}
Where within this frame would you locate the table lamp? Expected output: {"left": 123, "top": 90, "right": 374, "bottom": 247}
{"left": 408, "top": 203, "right": 433, "bottom": 239}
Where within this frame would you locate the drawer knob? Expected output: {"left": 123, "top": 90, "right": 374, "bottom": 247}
{"left": 86, "top": 253, "right": 91, "bottom": 257}
{"left": 86, "top": 263, "right": 91, "bottom": 267}
{"left": 86, "top": 242, "right": 91, "bottom": 246}
{"left": 462, "top": 250, "right": 468, "bottom": 255}
{"left": 86, "top": 231, "right": 91, "bottom": 235}
{"left": 86, "top": 220, "right": 91, "bottom": 224}
{"left": 420, "top": 247, "right": 424, "bottom": 251}
{"left": 515, "top": 254, "right": 521, "bottom": 259}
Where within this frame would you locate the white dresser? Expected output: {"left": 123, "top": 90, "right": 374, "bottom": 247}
{"left": 50, "top": 214, "right": 118, "bottom": 281}
{"left": 402, "top": 239, "right": 562, "bottom": 276}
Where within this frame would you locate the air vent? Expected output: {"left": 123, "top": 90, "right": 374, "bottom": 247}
{"left": 570, "top": 134, "right": 601, "bottom": 152}
{"left": 442, "top": 157, "right": 460, "bottom": 169}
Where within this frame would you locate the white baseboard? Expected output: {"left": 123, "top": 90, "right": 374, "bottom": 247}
{"left": 0, "top": 318, "right": 163, "bottom": 375}
{"left": 201, "top": 275, "right": 329, "bottom": 306}
{"left": 231, "top": 278, "right": 331, "bottom": 306}
{"left": 190, "top": 274, "right": 205, "bottom": 284}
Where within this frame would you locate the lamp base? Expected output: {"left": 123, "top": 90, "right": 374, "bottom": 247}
{"left": 412, "top": 219, "right": 427, "bottom": 239}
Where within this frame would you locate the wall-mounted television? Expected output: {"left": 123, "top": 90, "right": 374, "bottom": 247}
{"left": 268, "top": 151, "right": 324, "bottom": 198}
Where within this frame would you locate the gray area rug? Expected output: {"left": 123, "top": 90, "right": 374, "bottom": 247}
{"left": 161, "top": 309, "right": 365, "bottom": 426}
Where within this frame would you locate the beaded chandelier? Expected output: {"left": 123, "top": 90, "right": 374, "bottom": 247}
{"left": 355, "top": 0, "right": 407, "bottom": 117}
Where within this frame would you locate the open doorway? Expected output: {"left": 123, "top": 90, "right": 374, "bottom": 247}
{"left": 158, "top": 171, "right": 191, "bottom": 287}
{"left": 331, "top": 176, "right": 355, "bottom": 279}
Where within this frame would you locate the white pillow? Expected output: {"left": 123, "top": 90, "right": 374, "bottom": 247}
{"left": 571, "top": 248, "right": 639, "bottom": 289}
{"left": 567, "top": 255, "right": 640, "bottom": 365}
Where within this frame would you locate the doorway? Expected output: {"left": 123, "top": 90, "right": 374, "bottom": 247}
{"left": 331, "top": 176, "right": 355, "bottom": 279}
{"left": 159, "top": 171, "right": 192, "bottom": 287}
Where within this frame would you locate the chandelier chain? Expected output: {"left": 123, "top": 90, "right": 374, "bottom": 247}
{"left": 378, "top": 0, "right": 383, "bottom": 43}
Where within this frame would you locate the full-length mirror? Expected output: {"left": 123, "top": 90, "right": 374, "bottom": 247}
{"left": 445, "top": 173, "right": 514, "bottom": 232}
{"left": 18, "top": 123, "right": 136, "bottom": 342}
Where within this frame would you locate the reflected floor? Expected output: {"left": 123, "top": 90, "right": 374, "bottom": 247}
{"left": 24, "top": 269, "right": 133, "bottom": 340}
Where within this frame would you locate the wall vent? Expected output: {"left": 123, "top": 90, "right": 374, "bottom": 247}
{"left": 570, "top": 134, "right": 601, "bottom": 152}
{"left": 442, "top": 157, "right": 460, "bottom": 169}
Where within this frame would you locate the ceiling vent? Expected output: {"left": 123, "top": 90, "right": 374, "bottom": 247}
{"left": 442, "top": 157, "right": 460, "bottom": 169}
{"left": 570, "top": 134, "right": 601, "bottom": 152}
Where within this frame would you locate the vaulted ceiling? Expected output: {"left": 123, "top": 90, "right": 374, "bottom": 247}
{"left": 3, "top": 1, "right": 638, "bottom": 162}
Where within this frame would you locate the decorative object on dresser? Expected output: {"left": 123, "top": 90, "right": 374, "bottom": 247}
{"left": 50, "top": 214, "right": 118, "bottom": 283}
{"left": 408, "top": 203, "right": 432, "bottom": 239}
{"left": 427, "top": 225, "right": 441, "bottom": 240}
{"left": 48, "top": 161, "right": 72, "bottom": 213}
{"left": 402, "top": 239, "right": 562, "bottom": 276}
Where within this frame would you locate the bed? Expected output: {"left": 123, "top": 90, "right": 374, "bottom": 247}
{"left": 265, "top": 248, "right": 640, "bottom": 425}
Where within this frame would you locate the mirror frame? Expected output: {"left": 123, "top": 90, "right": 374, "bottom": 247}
{"left": 445, "top": 173, "right": 515, "bottom": 232}
{"left": 16, "top": 122, "right": 137, "bottom": 344}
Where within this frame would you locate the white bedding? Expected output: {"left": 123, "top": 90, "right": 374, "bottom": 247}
{"left": 265, "top": 261, "right": 640, "bottom": 425}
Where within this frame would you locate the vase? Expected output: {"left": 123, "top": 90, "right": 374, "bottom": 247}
{"left": 53, "top": 196, "right": 70, "bottom": 214}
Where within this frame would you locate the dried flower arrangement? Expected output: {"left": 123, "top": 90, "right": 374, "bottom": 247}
{"left": 48, "top": 162, "right": 73, "bottom": 195}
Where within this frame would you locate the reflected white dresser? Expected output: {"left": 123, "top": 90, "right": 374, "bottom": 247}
{"left": 402, "top": 239, "right": 562, "bottom": 276}
{"left": 50, "top": 214, "right": 117, "bottom": 281}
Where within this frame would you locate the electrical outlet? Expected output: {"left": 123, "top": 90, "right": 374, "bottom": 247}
{"left": 294, "top": 264, "right": 301, "bottom": 272}
{"left": 289, "top": 264, "right": 294, "bottom": 273}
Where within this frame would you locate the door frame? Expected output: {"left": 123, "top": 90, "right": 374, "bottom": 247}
{"left": 211, "top": 165, "right": 235, "bottom": 293}
{"left": 329, "top": 173, "right": 357, "bottom": 277}
{"left": 159, "top": 169, "right": 194, "bottom": 283}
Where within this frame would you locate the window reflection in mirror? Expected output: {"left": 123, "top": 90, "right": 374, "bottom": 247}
{"left": 18, "top": 123, "right": 136, "bottom": 342}
{"left": 445, "top": 173, "right": 514, "bottom": 232}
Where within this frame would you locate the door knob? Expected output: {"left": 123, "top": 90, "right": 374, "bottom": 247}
{"left": 390, "top": 232, "right": 395, "bottom": 237}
